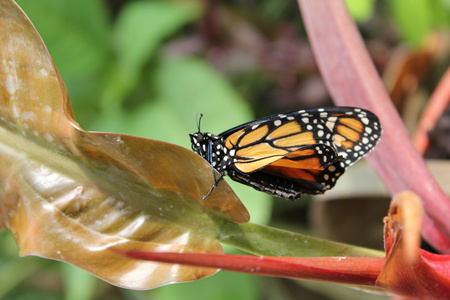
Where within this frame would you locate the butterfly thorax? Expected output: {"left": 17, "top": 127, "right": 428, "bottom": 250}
{"left": 190, "top": 132, "right": 232, "bottom": 175}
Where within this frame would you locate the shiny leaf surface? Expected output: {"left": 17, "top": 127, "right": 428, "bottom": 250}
{"left": 0, "top": 0, "right": 248, "bottom": 290}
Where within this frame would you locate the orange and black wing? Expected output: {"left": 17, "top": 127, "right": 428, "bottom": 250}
{"left": 320, "top": 107, "right": 382, "bottom": 167}
{"left": 220, "top": 107, "right": 381, "bottom": 199}
{"left": 228, "top": 144, "right": 346, "bottom": 200}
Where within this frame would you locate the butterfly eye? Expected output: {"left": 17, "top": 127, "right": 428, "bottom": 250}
{"left": 190, "top": 139, "right": 201, "bottom": 155}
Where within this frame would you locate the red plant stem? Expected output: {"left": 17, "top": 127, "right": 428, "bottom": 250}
{"left": 419, "top": 249, "right": 450, "bottom": 278}
{"left": 118, "top": 250, "right": 384, "bottom": 286}
{"left": 413, "top": 66, "right": 450, "bottom": 154}
{"left": 297, "top": 0, "right": 450, "bottom": 252}
{"left": 391, "top": 296, "right": 412, "bottom": 300}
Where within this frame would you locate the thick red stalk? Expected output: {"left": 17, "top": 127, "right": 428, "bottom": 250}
{"left": 297, "top": 0, "right": 450, "bottom": 252}
{"left": 117, "top": 250, "right": 384, "bottom": 286}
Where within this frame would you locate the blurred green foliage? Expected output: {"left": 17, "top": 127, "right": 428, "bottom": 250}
{"left": 347, "top": 0, "right": 450, "bottom": 47}
{"left": 345, "top": 0, "right": 376, "bottom": 22}
{"left": 386, "top": 0, "right": 450, "bottom": 47}
{"left": 3, "top": 0, "right": 448, "bottom": 299}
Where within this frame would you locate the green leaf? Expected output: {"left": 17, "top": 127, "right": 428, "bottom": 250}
{"left": 15, "top": 0, "right": 112, "bottom": 120}
{"left": 114, "top": 1, "right": 200, "bottom": 80}
{"left": 62, "top": 264, "right": 97, "bottom": 300}
{"left": 219, "top": 222, "right": 385, "bottom": 257}
{"left": 0, "top": 256, "right": 49, "bottom": 298}
{"left": 15, "top": 0, "right": 111, "bottom": 81}
{"left": 148, "top": 271, "right": 261, "bottom": 300}
{"left": 345, "top": 0, "right": 375, "bottom": 22}
{"left": 153, "top": 57, "right": 253, "bottom": 137}
{"left": 388, "top": 0, "right": 434, "bottom": 47}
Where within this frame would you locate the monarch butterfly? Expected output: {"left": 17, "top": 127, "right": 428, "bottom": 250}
{"left": 190, "top": 106, "right": 382, "bottom": 200}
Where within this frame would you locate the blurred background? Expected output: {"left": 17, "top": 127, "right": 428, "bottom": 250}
{"left": 1, "top": 0, "right": 449, "bottom": 299}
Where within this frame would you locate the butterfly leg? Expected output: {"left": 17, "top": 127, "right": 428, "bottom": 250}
{"left": 203, "top": 140, "right": 224, "bottom": 199}
{"left": 202, "top": 167, "right": 224, "bottom": 199}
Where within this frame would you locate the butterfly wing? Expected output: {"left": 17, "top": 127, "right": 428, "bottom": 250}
{"left": 229, "top": 160, "right": 346, "bottom": 200}
{"left": 228, "top": 144, "right": 346, "bottom": 200}
{"left": 221, "top": 114, "right": 332, "bottom": 174}
{"left": 318, "top": 107, "right": 382, "bottom": 167}
{"left": 219, "top": 107, "right": 381, "bottom": 198}
{"left": 220, "top": 106, "right": 381, "bottom": 172}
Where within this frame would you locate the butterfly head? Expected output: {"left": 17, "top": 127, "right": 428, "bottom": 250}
{"left": 190, "top": 131, "right": 224, "bottom": 165}
{"left": 191, "top": 113, "right": 215, "bottom": 157}
{"left": 190, "top": 132, "right": 209, "bottom": 157}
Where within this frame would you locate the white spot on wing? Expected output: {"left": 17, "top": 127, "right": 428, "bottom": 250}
{"left": 326, "top": 117, "right": 337, "bottom": 130}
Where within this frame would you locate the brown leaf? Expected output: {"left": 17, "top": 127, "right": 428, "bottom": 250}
{"left": 0, "top": 0, "right": 248, "bottom": 289}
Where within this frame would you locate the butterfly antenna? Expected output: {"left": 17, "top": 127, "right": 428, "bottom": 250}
{"left": 196, "top": 113, "right": 204, "bottom": 132}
